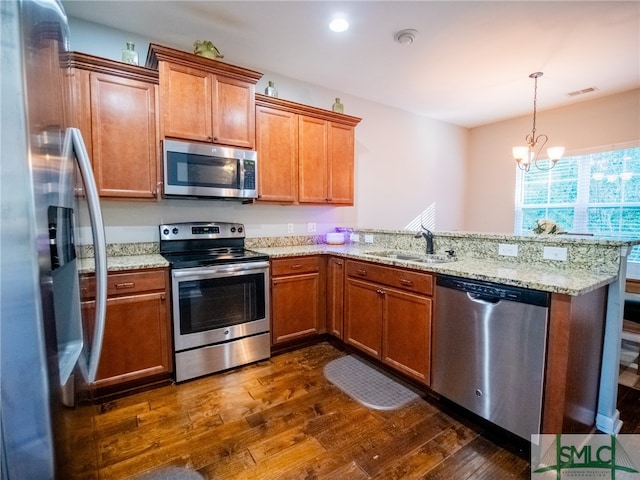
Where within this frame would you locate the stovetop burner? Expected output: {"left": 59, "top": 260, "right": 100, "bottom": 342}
{"left": 159, "top": 222, "right": 268, "bottom": 268}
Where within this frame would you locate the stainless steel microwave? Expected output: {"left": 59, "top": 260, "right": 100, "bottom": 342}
{"left": 162, "top": 139, "right": 258, "bottom": 200}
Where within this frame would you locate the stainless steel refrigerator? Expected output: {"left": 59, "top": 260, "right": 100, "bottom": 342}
{"left": 1, "top": 0, "right": 107, "bottom": 477}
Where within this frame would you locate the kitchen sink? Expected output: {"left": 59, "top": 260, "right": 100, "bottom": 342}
{"left": 365, "top": 250, "right": 456, "bottom": 264}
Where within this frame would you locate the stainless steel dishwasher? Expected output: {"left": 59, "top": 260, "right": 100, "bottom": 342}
{"left": 431, "top": 274, "right": 550, "bottom": 440}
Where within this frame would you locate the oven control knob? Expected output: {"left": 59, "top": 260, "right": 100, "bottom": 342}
{"left": 230, "top": 227, "right": 236, "bottom": 233}
{"left": 162, "top": 228, "right": 169, "bottom": 236}
{"left": 172, "top": 227, "right": 179, "bottom": 235}
{"left": 238, "top": 226, "right": 243, "bottom": 233}
{"left": 224, "top": 329, "right": 230, "bottom": 335}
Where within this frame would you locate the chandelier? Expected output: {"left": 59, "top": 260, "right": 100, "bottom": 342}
{"left": 512, "top": 72, "right": 565, "bottom": 171}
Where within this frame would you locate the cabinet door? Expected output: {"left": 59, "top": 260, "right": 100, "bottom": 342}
{"left": 298, "top": 116, "right": 328, "bottom": 203}
{"left": 383, "top": 288, "right": 432, "bottom": 384}
{"left": 68, "top": 68, "right": 93, "bottom": 159}
{"left": 159, "top": 62, "right": 212, "bottom": 142}
{"left": 82, "top": 292, "right": 171, "bottom": 389}
{"left": 213, "top": 76, "right": 255, "bottom": 148}
{"left": 344, "top": 278, "right": 383, "bottom": 358}
{"left": 272, "top": 272, "right": 321, "bottom": 344}
{"left": 89, "top": 72, "right": 157, "bottom": 198}
{"left": 327, "top": 257, "right": 345, "bottom": 338}
{"left": 255, "top": 106, "right": 298, "bottom": 202}
{"left": 328, "top": 122, "right": 355, "bottom": 205}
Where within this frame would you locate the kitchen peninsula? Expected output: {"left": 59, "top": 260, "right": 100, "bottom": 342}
{"left": 80, "top": 229, "right": 640, "bottom": 437}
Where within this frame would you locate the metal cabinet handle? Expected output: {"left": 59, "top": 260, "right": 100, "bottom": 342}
{"left": 356, "top": 269, "right": 367, "bottom": 276}
{"left": 399, "top": 279, "right": 413, "bottom": 286}
{"left": 376, "top": 289, "right": 386, "bottom": 295}
{"left": 115, "top": 282, "right": 135, "bottom": 289}
{"left": 290, "top": 264, "right": 302, "bottom": 269}
{"left": 336, "top": 261, "right": 343, "bottom": 266}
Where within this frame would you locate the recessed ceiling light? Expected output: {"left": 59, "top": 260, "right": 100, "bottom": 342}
{"left": 329, "top": 18, "right": 349, "bottom": 33}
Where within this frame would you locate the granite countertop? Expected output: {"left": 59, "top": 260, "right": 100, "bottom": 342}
{"left": 78, "top": 240, "right": 620, "bottom": 296}
{"left": 78, "top": 254, "right": 168, "bottom": 274}
{"left": 251, "top": 244, "right": 617, "bottom": 296}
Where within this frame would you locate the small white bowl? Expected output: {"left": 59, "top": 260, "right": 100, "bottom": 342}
{"left": 326, "top": 232, "right": 345, "bottom": 245}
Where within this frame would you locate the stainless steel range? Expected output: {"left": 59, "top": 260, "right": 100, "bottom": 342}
{"left": 160, "top": 222, "right": 270, "bottom": 382}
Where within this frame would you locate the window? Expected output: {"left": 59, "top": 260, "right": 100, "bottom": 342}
{"left": 514, "top": 144, "right": 640, "bottom": 278}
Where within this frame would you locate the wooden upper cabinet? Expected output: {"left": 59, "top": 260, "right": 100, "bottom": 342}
{"left": 299, "top": 118, "right": 356, "bottom": 204}
{"left": 254, "top": 94, "right": 361, "bottom": 205}
{"left": 214, "top": 76, "right": 256, "bottom": 148}
{"left": 159, "top": 62, "right": 212, "bottom": 142}
{"left": 68, "top": 52, "right": 159, "bottom": 199}
{"left": 328, "top": 122, "right": 355, "bottom": 204}
{"left": 298, "top": 116, "right": 329, "bottom": 203}
{"left": 147, "top": 43, "right": 262, "bottom": 149}
{"left": 255, "top": 105, "right": 298, "bottom": 202}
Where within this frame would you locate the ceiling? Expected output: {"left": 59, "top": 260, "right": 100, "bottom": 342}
{"left": 62, "top": 1, "right": 640, "bottom": 128}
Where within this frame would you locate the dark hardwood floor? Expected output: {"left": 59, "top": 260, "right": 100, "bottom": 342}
{"left": 60, "top": 342, "right": 640, "bottom": 479}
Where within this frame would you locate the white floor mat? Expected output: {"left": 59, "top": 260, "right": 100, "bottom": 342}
{"left": 324, "top": 355, "right": 419, "bottom": 411}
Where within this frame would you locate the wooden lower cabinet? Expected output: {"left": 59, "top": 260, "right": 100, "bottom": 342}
{"left": 327, "top": 257, "right": 345, "bottom": 338}
{"left": 81, "top": 268, "right": 172, "bottom": 393}
{"left": 271, "top": 256, "right": 325, "bottom": 345}
{"left": 382, "top": 288, "right": 432, "bottom": 384}
{"left": 344, "top": 260, "right": 433, "bottom": 385}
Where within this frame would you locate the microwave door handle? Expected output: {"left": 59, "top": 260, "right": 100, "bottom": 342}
{"left": 69, "top": 128, "right": 107, "bottom": 383}
{"left": 238, "top": 158, "right": 245, "bottom": 191}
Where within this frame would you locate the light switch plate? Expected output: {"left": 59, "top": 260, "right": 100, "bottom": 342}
{"left": 543, "top": 246, "right": 567, "bottom": 261}
{"left": 498, "top": 243, "right": 518, "bottom": 257}
{"left": 350, "top": 233, "right": 360, "bottom": 242}
{"left": 307, "top": 222, "right": 316, "bottom": 233}
{"left": 287, "top": 223, "right": 294, "bottom": 234}
{"left": 364, "top": 234, "right": 374, "bottom": 243}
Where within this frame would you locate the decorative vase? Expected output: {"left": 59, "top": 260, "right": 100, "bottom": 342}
{"left": 332, "top": 97, "right": 344, "bottom": 113}
{"left": 121, "top": 42, "right": 138, "bottom": 65}
{"left": 193, "top": 40, "right": 224, "bottom": 60}
{"left": 265, "top": 81, "right": 278, "bottom": 97}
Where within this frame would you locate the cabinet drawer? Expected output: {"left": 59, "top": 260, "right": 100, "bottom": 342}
{"left": 81, "top": 269, "right": 167, "bottom": 299}
{"left": 346, "top": 260, "right": 433, "bottom": 296}
{"left": 271, "top": 256, "right": 320, "bottom": 276}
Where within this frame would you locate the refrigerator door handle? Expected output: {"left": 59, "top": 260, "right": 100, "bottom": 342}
{"left": 68, "top": 127, "right": 107, "bottom": 383}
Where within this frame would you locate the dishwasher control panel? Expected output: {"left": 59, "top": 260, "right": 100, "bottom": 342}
{"left": 437, "top": 275, "right": 550, "bottom": 307}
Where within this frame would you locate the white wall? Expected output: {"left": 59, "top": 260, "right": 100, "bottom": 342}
{"left": 465, "top": 88, "right": 640, "bottom": 233}
{"left": 67, "top": 18, "right": 468, "bottom": 243}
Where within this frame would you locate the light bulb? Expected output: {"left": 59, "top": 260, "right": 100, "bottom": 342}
{"left": 547, "top": 146, "right": 565, "bottom": 161}
{"left": 329, "top": 18, "right": 349, "bottom": 32}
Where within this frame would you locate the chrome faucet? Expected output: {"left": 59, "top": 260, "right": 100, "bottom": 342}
{"left": 415, "top": 229, "right": 434, "bottom": 255}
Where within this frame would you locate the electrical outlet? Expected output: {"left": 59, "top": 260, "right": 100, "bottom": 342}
{"left": 543, "top": 246, "right": 567, "bottom": 261}
{"left": 350, "top": 233, "right": 360, "bottom": 242}
{"left": 364, "top": 234, "right": 374, "bottom": 243}
{"left": 287, "top": 223, "right": 294, "bottom": 234}
{"left": 307, "top": 222, "right": 316, "bottom": 233}
{"left": 498, "top": 243, "right": 519, "bottom": 257}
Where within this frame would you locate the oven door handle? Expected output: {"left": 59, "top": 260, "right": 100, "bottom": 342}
{"left": 172, "top": 261, "right": 270, "bottom": 279}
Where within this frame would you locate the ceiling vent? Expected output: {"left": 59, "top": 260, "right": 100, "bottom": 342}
{"left": 567, "top": 87, "right": 598, "bottom": 97}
